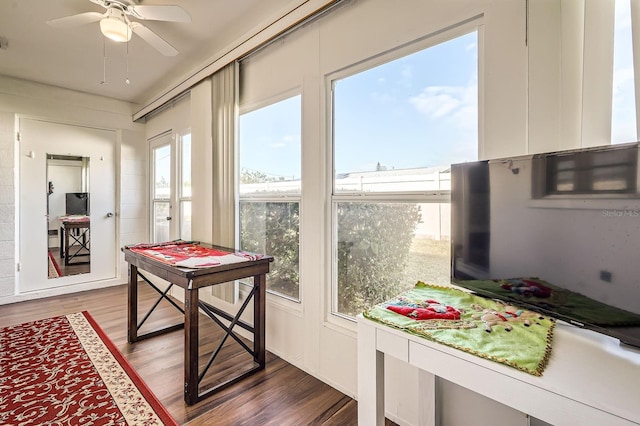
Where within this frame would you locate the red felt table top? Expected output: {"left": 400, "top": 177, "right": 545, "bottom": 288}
{"left": 127, "top": 241, "right": 232, "bottom": 265}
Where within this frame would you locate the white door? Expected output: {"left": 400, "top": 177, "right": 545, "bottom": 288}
{"left": 149, "top": 131, "right": 192, "bottom": 243}
{"left": 19, "top": 118, "right": 117, "bottom": 292}
{"left": 149, "top": 133, "right": 176, "bottom": 242}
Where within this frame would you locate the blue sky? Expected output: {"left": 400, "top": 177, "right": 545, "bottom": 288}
{"left": 333, "top": 31, "right": 478, "bottom": 175}
{"left": 239, "top": 95, "right": 302, "bottom": 181}
{"left": 240, "top": 31, "right": 478, "bottom": 181}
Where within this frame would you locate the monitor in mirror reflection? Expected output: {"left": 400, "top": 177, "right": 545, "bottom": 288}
{"left": 46, "top": 154, "right": 91, "bottom": 278}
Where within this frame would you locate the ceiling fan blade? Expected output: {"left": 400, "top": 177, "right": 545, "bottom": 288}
{"left": 46, "top": 12, "right": 104, "bottom": 28}
{"left": 88, "top": 0, "right": 108, "bottom": 7}
{"left": 129, "top": 5, "right": 191, "bottom": 23}
{"left": 130, "top": 22, "right": 178, "bottom": 56}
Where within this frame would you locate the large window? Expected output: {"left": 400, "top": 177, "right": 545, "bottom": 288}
{"left": 332, "top": 30, "right": 479, "bottom": 317}
{"left": 238, "top": 95, "right": 301, "bottom": 300}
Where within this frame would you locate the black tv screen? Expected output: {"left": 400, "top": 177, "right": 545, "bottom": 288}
{"left": 451, "top": 142, "right": 640, "bottom": 348}
{"left": 65, "top": 192, "right": 89, "bottom": 216}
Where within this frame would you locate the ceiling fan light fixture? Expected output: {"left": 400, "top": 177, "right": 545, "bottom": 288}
{"left": 100, "top": 9, "right": 131, "bottom": 42}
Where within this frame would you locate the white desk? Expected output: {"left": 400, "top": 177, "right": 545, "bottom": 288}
{"left": 357, "top": 315, "right": 640, "bottom": 426}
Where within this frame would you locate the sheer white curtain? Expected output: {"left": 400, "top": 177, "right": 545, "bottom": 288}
{"left": 211, "top": 61, "right": 239, "bottom": 248}
{"left": 211, "top": 61, "right": 239, "bottom": 302}
{"left": 189, "top": 61, "right": 238, "bottom": 302}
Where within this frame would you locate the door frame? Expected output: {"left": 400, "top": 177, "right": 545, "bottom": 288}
{"left": 148, "top": 130, "right": 192, "bottom": 243}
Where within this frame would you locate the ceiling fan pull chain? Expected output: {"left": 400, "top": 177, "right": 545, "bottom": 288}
{"left": 100, "top": 36, "right": 108, "bottom": 85}
{"left": 125, "top": 40, "right": 130, "bottom": 85}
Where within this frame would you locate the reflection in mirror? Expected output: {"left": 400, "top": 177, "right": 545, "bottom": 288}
{"left": 46, "top": 154, "right": 91, "bottom": 278}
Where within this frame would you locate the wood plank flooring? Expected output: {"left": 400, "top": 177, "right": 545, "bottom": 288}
{"left": 49, "top": 246, "right": 91, "bottom": 277}
{"left": 0, "top": 284, "right": 397, "bottom": 425}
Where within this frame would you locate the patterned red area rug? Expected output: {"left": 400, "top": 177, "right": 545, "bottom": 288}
{"left": 0, "top": 311, "right": 178, "bottom": 425}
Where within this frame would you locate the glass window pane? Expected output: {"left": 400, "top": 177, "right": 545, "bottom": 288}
{"left": 334, "top": 32, "right": 478, "bottom": 193}
{"left": 154, "top": 145, "right": 171, "bottom": 199}
{"left": 336, "top": 202, "right": 450, "bottom": 317}
{"left": 181, "top": 134, "right": 192, "bottom": 198}
{"left": 239, "top": 96, "right": 301, "bottom": 195}
{"left": 612, "top": 0, "right": 637, "bottom": 144}
{"left": 180, "top": 200, "right": 191, "bottom": 241}
{"left": 153, "top": 202, "right": 170, "bottom": 243}
{"left": 332, "top": 30, "right": 478, "bottom": 319}
{"left": 240, "top": 201, "right": 300, "bottom": 300}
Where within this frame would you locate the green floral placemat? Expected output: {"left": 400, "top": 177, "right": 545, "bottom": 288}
{"left": 363, "top": 282, "right": 555, "bottom": 376}
{"left": 459, "top": 277, "right": 640, "bottom": 327}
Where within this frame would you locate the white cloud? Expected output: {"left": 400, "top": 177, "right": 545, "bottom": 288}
{"left": 409, "top": 81, "right": 478, "bottom": 132}
{"left": 270, "top": 134, "right": 299, "bottom": 149}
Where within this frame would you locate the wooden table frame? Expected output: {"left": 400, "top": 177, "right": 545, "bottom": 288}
{"left": 59, "top": 219, "right": 90, "bottom": 266}
{"left": 123, "top": 244, "right": 273, "bottom": 405}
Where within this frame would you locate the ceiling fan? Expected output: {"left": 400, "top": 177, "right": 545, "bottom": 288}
{"left": 46, "top": 0, "right": 191, "bottom": 56}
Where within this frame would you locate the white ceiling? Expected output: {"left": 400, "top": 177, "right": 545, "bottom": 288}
{"left": 0, "top": 0, "right": 296, "bottom": 105}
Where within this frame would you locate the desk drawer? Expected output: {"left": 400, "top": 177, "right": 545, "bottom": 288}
{"left": 376, "top": 329, "right": 408, "bottom": 362}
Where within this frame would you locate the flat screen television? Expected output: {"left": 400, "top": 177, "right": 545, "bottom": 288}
{"left": 451, "top": 142, "right": 640, "bottom": 348}
{"left": 65, "top": 192, "right": 89, "bottom": 216}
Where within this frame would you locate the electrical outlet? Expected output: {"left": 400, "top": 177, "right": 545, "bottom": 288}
{"left": 600, "top": 270, "right": 612, "bottom": 283}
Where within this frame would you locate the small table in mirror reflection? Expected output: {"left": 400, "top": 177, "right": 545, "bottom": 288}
{"left": 59, "top": 215, "right": 90, "bottom": 266}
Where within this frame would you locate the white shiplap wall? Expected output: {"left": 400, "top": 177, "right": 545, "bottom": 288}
{"left": 0, "top": 75, "right": 145, "bottom": 304}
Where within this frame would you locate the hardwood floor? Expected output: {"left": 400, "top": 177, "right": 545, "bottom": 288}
{"left": 49, "top": 245, "right": 91, "bottom": 277}
{"left": 0, "top": 284, "right": 397, "bottom": 425}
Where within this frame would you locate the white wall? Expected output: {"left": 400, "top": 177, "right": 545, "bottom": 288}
{"left": 0, "top": 110, "right": 15, "bottom": 298}
{"left": 119, "top": 127, "right": 149, "bottom": 273}
{"left": 0, "top": 75, "right": 145, "bottom": 304}
{"left": 528, "top": 0, "right": 619, "bottom": 153}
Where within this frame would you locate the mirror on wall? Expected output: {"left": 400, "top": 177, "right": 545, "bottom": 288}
{"left": 46, "top": 154, "right": 91, "bottom": 278}
{"left": 528, "top": 0, "right": 639, "bottom": 152}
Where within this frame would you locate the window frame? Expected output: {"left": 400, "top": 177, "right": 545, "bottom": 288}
{"left": 237, "top": 90, "right": 303, "bottom": 303}
{"left": 325, "top": 22, "right": 483, "bottom": 326}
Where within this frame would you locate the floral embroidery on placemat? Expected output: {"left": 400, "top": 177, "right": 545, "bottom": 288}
{"left": 364, "top": 282, "right": 555, "bottom": 376}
